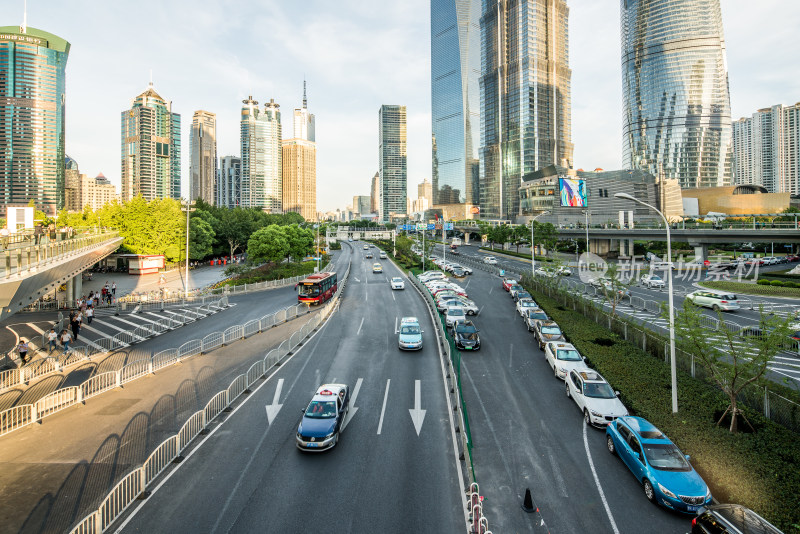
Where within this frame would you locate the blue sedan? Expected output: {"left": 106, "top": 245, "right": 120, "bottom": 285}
{"left": 606, "top": 416, "right": 712, "bottom": 513}
{"left": 296, "top": 384, "right": 350, "bottom": 452}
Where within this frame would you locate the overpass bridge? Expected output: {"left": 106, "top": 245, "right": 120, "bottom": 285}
{"left": 0, "top": 229, "right": 123, "bottom": 321}
{"left": 330, "top": 226, "right": 394, "bottom": 242}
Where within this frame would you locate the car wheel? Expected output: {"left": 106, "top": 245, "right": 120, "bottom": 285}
{"left": 643, "top": 479, "right": 656, "bottom": 503}
{"left": 554, "top": 366, "right": 559, "bottom": 379}
{"left": 565, "top": 382, "right": 571, "bottom": 398}
{"left": 583, "top": 410, "right": 590, "bottom": 426}
{"left": 712, "top": 304, "right": 720, "bottom": 312}
{"left": 606, "top": 435, "right": 616, "bottom": 455}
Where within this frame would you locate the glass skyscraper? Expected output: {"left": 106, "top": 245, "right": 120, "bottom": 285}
{"left": 431, "top": 0, "right": 480, "bottom": 209}
{"left": 378, "top": 105, "right": 407, "bottom": 222}
{"left": 621, "top": 0, "right": 733, "bottom": 189}
{"left": 479, "top": 0, "right": 573, "bottom": 221}
{"left": 240, "top": 97, "right": 282, "bottom": 212}
{"left": 0, "top": 26, "right": 70, "bottom": 218}
{"left": 190, "top": 110, "right": 217, "bottom": 204}
{"left": 121, "top": 83, "right": 181, "bottom": 201}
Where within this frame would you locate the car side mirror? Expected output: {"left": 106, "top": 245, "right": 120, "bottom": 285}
{"left": 301, "top": 409, "right": 306, "bottom": 414}
{"left": 615, "top": 390, "right": 620, "bottom": 397}
{"left": 685, "top": 454, "right": 691, "bottom": 461}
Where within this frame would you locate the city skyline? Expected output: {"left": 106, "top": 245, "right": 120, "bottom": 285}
{"left": 9, "top": 0, "right": 800, "bottom": 213}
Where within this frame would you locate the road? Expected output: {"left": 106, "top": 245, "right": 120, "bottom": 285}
{"left": 115, "top": 243, "right": 466, "bottom": 532}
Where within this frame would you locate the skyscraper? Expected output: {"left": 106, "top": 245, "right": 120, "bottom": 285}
{"left": 293, "top": 80, "right": 315, "bottom": 142}
{"left": 431, "top": 0, "right": 480, "bottom": 211}
{"left": 0, "top": 25, "right": 70, "bottom": 218}
{"left": 370, "top": 171, "right": 380, "bottom": 214}
{"left": 217, "top": 155, "right": 241, "bottom": 208}
{"left": 190, "top": 110, "right": 217, "bottom": 203}
{"left": 621, "top": 0, "right": 733, "bottom": 189}
{"left": 121, "top": 83, "right": 181, "bottom": 201}
{"left": 733, "top": 103, "right": 800, "bottom": 194}
{"left": 418, "top": 179, "right": 433, "bottom": 207}
{"left": 379, "top": 105, "right": 407, "bottom": 222}
{"left": 282, "top": 138, "right": 316, "bottom": 220}
{"left": 479, "top": 0, "right": 573, "bottom": 221}
{"left": 240, "top": 97, "right": 282, "bottom": 212}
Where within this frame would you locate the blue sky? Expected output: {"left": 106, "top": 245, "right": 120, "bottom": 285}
{"left": 17, "top": 0, "right": 800, "bottom": 212}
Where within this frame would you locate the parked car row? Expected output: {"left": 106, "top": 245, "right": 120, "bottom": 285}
{"left": 418, "top": 270, "right": 482, "bottom": 351}
{"left": 431, "top": 257, "right": 473, "bottom": 277}
{"left": 500, "top": 275, "right": 716, "bottom": 516}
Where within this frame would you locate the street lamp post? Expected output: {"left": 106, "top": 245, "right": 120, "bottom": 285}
{"left": 583, "top": 209, "right": 590, "bottom": 255}
{"left": 530, "top": 211, "right": 550, "bottom": 278}
{"left": 181, "top": 199, "right": 196, "bottom": 299}
{"left": 614, "top": 192, "right": 678, "bottom": 414}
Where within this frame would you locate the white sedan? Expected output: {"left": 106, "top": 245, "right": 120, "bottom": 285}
{"left": 565, "top": 368, "right": 628, "bottom": 427}
{"left": 640, "top": 274, "right": 665, "bottom": 289}
{"left": 390, "top": 277, "right": 405, "bottom": 290}
{"left": 444, "top": 306, "right": 467, "bottom": 329}
{"left": 483, "top": 256, "right": 498, "bottom": 265}
{"left": 516, "top": 298, "right": 538, "bottom": 316}
{"left": 544, "top": 342, "right": 586, "bottom": 380}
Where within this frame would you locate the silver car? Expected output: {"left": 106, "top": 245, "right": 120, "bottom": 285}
{"left": 685, "top": 290, "right": 740, "bottom": 312}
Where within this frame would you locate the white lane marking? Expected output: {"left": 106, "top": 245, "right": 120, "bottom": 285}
{"left": 357, "top": 317, "right": 364, "bottom": 336}
{"left": 489, "top": 286, "right": 494, "bottom": 295}
{"left": 509, "top": 343, "right": 513, "bottom": 368}
{"left": 408, "top": 379, "right": 426, "bottom": 436}
{"left": 343, "top": 377, "right": 363, "bottom": 430}
{"left": 583, "top": 422, "right": 621, "bottom": 534}
{"left": 26, "top": 322, "right": 46, "bottom": 335}
{"left": 264, "top": 378, "right": 284, "bottom": 425}
{"left": 377, "top": 379, "right": 391, "bottom": 435}
{"left": 392, "top": 291, "right": 396, "bottom": 301}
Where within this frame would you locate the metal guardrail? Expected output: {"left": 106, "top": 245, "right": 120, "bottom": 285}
{"left": 67, "top": 262, "right": 351, "bottom": 534}
{"left": 0, "top": 297, "right": 230, "bottom": 394}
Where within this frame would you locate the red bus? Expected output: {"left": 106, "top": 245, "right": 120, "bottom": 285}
{"left": 298, "top": 272, "right": 338, "bottom": 304}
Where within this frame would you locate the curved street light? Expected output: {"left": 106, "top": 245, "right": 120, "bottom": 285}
{"left": 614, "top": 192, "right": 678, "bottom": 414}
{"left": 531, "top": 211, "right": 550, "bottom": 278}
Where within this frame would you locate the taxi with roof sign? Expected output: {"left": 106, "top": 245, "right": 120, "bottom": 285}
{"left": 296, "top": 383, "right": 351, "bottom": 451}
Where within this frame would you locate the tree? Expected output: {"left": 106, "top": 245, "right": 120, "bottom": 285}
{"left": 534, "top": 221, "right": 558, "bottom": 256}
{"left": 597, "top": 262, "right": 635, "bottom": 317}
{"left": 283, "top": 224, "right": 314, "bottom": 262}
{"left": 217, "top": 208, "right": 255, "bottom": 260}
{"left": 512, "top": 225, "right": 530, "bottom": 253}
{"left": 189, "top": 217, "right": 215, "bottom": 260}
{"left": 247, "top": 225, "right": 289, "bottom": 265}
{"left": 672, "top": 302, "right": 794, "bottom": 432}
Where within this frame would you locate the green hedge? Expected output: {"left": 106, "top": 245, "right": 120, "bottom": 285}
{"left": 522, "top": 284, "right": 800, "bottom": 532}
{"left": 700, "top": 280, "right": 800, "bottom": 297}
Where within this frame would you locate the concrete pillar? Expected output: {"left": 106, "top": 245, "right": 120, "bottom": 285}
{"left": 463, "top": 233, "right": 470, "bottom": 245}
{"left": 692, "top": 244, "right": 708, "bottom": 263}
{"left": 66, "top": 277, "right": 74, "bottom": 306}
{"left": 74, "top": 273, "right": 83, "bottom": 300}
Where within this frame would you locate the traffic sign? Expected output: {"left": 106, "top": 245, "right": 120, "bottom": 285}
{"left": 444, "top": 223, "right": 454, "bottom": 230}
{"left": 427, "top": 224, "right": 435, "bottom": 230}
{"left": 416, "top": 223, "right": 427, "bottom": 230}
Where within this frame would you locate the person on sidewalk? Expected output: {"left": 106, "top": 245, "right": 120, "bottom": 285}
{"left": 1, "top": 225, "right": 10, "bottom": 250}
{"left": 17, "top": 340, "right": 29, "bottom": 365}
{"left": 86, "top": 305, "right": 94, "bottom": 325}
{"left": 60, "top": 330, "right": 72, "bottom": 354}
{"left": 47, "top": 328, "right": 58, "bottom": 353}
{"left": 111, "top": 281, "right": 116, "bottom": 296}
{"left": 71, "top": 312, "right": 81, "bottom": 341}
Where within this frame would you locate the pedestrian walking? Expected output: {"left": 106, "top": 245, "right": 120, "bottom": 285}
{"left": 17, "top": 340, "right": 29, "bottom": 365}
{"left": 71, "top": 312, "right": 81, "bottom": 341}
{"left": 47, "top": 328, "right": 58, "bottom": 353}
{"left": 0, "top": 225, "right": 8, "bottom": 250}
{"left": 111, "top": 281, "right": 116, "bottom": 296}
{"left": 86, "top": 305, "right": 94, "bottom": 325}
{"left": 60, "top": 330, "right": 72, "bottom": 354}
{"left": 34, "top": 224, "right": 43, "bottom": 245}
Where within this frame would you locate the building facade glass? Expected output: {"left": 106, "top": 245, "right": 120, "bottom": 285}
{"left": 379, "top": 105, "right": 407, "bottom": 221}
{"left": 0, "top": 26, "right": 70, "bottom": 218}
{"left": 240, "top": 97, "right": 282, "bottom": 212}
{"left": 190, "top": 110, "right": 217, "bottom": 204}
{"left": 431, "top": 0, "right": 480, "bottom": 208}
{"left": 217, "top": 155, "right": 241, "bottom": 208}
{"left": 621, "top": 0, "right": 733, "bottom": 189}
{"left": 121, "top": 83, "right": 181, "bottom": 201}
{"left": 479, "top": 0, "right": 573, "bottom": 221}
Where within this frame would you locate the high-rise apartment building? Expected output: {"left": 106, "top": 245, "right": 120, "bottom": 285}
{"left": 282, "top": 138, "right": 316, "bottom": 220}
{"left": 353, "top": 195, "right": 371, "bottom": 217}
{"left": 431, "top": 0, "right": 480, "bottom": 210}
{"left": 121, "top": 83, "right": 181, "bottom": 201}
{"left": 379, "top": 105, "right": 407, "bottom": 221}
{"left": 0, "top": 25, "right": 70, "bottom": 218}
{"left": 217, "top": 155, "right": 241, "bottom": 208}
{"left": 64, "top": 156, "right": 118, "bottom": 212}
{"left": 418, "top": 179, "right": 433, "bottom": 207}
{"left": 621, "top": 0, "right": 733, "bottom": 189}
{"left": 370, "top": 171, "right": 380, "bottom": 214}
{"left": 190, "top": 110, "right": 217, "bottom": 203}
{"left": 240, "top": 97, "right": 282, "bottom": 212}
{"left": 293, "top": 81, "right": 315, "bottom": 142}
{"left": 479, "top": 0, "right": 573, "bottom": 221}
{"left": 733, "top": 103, "right": 800, "bottom": 195}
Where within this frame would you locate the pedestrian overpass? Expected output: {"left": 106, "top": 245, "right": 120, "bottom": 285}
{"left": 0, "top": 229, "right": 123, "bottom": 321}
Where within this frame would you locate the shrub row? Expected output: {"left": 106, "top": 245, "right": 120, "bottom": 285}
{"left": 757, "top": 279, "right": 800, "bottom": 288}
{"left": 701, "top": 280, "right": 800, "bottom": 298}
{"left": 521, "top": 283, "right": 800, "bottom": 532}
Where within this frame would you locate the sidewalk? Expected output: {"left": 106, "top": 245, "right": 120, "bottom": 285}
{"left": 81, "top": 264, "right": 229, "bottom": 301}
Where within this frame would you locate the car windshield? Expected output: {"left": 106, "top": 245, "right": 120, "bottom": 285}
{"left": 527, "top": 311, "right": 547, "bottom": 320}
{"left": 649, "top": 276, "right": 662, "bottom": 281}
{"left": 299, "top": 285, "right": 319, "bottom": 296}
{"left": 642, "top": 443, "right": 692, "bottom": 472}
{"left": 583, "top": 382, "right": 616, "bottom": 399}
{"left": 456, "top": 324, "right": 477, "bottom": 334}
{"left": 400, "top": 325, "right": 420, "bottom": 335}
{"left": 520, "top": 301, "right": 535, "bottom": 307}
{"left": 392, "top": 278, "right": 402, "bottom": 283}
{"left": 517, "top": 292, "right": 531, "bottom": 299}
{"left": 556, "top": 349, "right": 582, "bottom": 361}
{"left": 448, "top": 308, "right": 465, "bottom": 317}
{"left": 541, "top": 326, "right": 561, "bottom": 336}
{"left": 305, "top": 400, "right": 337, "bottom": 419}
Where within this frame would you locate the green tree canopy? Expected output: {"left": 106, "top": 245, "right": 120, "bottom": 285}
{"left": 283, "top": 224, "right": 314, "bottom": 262}
{"left": 189, "top": 217, "right": 216, "bottom": 260}
{"left": 247, "top": 225, "right": 289, "bottom": 265}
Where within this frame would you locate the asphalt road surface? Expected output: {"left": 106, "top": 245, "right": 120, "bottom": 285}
{"left": 115, "top": 243, "right": 466, "bottom": 533}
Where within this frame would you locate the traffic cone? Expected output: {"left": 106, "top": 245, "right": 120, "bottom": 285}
{"left": 521, "top": 488, "right": 536, "bottom": 513}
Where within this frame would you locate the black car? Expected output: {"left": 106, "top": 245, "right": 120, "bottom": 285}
{"left": 454, "top": 321, "right": 481, "bottom": 350}
{"left": 692, "top": 504, "right": 784, "bottom": 534}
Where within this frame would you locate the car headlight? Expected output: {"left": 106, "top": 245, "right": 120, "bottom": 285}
{"left": 557, "top": 366, "right": 566, "bottom": 374}
{"left": 590, "top": 410, "right": 603, "bottom": 417}
{"left": 705, "top": 488, "right": 712, "bottom": 500}
{"left": 658, "top": 482, "right": 676, "bottom": 499}
{"left": 325, "top": 432, "right": 335, "bottom": 440}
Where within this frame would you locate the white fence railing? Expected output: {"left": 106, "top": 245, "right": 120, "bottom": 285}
{"left": 67, "top": 261, "right": 351, "bottom": 534}
{"left": 0, "top": 296, "right": 230, "bottom": 396}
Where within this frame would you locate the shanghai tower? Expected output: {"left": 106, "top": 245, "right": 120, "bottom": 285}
{"left": 621, "top": 0, "right": 733, "bottom": 188}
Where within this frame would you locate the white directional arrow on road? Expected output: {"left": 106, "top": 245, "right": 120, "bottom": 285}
{"left": 343, "top": 377, "right": 363, "bottom": 430}
{"left": 354, "top": 277, "right": 361, "bottom": 282}
{"left": 265, "top": 378, "right": 284, "bottom": 425}
{"left": 409, "top": 379, "right": 426, "bottom": 436}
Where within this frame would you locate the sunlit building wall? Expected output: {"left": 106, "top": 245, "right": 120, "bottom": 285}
{"left": 190, "top": 110, "right": 217, "bottom": 203}
{"left": 379, "top": 105, "right": 407, "bottom": 221}
{"left": 240, "top": 97, "right": 282, "bottom": 212}
{"left": 282, "top": 138, "right": 316, "bottom": 221}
